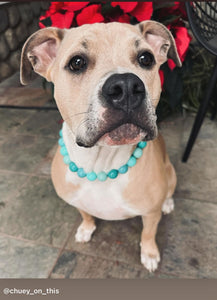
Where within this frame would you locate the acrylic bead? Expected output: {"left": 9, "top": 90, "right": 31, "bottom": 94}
{"left": 87, "top": 172, "right": 97, "bottom": 181}
{"left": 60, "top": 146, "right": 68, "bottom": 156}
{"left": 133, "top": 148, "right": 143, "bottom": 158}
{"left": 97, "top": 171, "right": 107, "bottom": 182}
{"left": 118, "top": 164, "right": 128, "bottom": 174}
{"left": 77, "top": 168, "right": 86, "bottom": 178}
{"left": 59, "top": 123, "right": 147, "bottom": 181}
{"left": 63, "top": 155, "right": 71, "bottom": 164}
{"left": 127, "top": 156, "right": 137, "bottom": 167}
{"left": 58, "top": 138, "right": 65, "bottom": 147}
{"left": 69, "top": 162, "right": 78, "bottom": 172}
{"left": 108, "top": 169, "right": 118, "bottom": 179}
{"left": 138, "top": 141, "right": 147, "bottom": 149}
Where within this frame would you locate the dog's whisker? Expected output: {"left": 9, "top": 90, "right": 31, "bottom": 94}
{"left": 75, "top": 118, "right": 93, "bottom": 133}
{"left": 64, "top": 112, "right": 89, "bottom": 121}
{"left": 63, "top": 110, "right": 97, "bottom": 123}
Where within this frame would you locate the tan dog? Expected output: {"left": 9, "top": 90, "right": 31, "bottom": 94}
{"left": 20, "top": 21, "right": 181, "bottom": 272}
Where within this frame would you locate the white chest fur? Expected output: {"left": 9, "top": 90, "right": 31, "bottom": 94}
{"left": 62, "top": 123, "right": 140, "bottom": 220}
{"left": 65, "top": 171, "right": 140, "bottom": 220}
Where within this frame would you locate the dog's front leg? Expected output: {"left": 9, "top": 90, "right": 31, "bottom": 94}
{"left": 75, "top": 209, "right": 96, "bottom": 243}
{"left": 140, "top": 211, "right": 162, "bottom": 272}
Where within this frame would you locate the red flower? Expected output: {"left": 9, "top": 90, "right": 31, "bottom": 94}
{"left": 62, "top": 2, "right": 89, "bottom": 12}
{"left": 111, "top": 2, "right": 138, "bottom": 13}
{"left": 111, "top": 2, "right": 153, "bottom": 21}
{"left": 167, "top": 26, "right": 192, "bottom": 70}
{"left": 130, "top": 2, "right": 153, "bottom": 21}
{"left": 116, "top": 14, "right": 131, "bottom": 23}
{"left": 50, "top": 11, "right": 75, "bottom": 29}
{"left": 46, "top": 2, "right": 89, "bottom": 14}
{"left": 159, "top": 70, "right": 164, "bottom": 88}
{"left": 39, "top": 2, "right": 89, "bottom": 28}
{"left": 76, "top": 4, "right": 104, "bottom": 26}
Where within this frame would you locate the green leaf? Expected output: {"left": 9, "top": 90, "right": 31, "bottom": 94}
{"left": 153, "top": 2, "right": 175, "bottom": 11}
{"left": 159, "top": 14, "right": 181, "bottom": 26}
{"left": 162, "top": 65, "right": 183, "bottom": 109}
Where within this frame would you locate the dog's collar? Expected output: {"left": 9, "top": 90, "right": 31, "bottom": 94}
{"left": 58, "top": 127, "right": 147, "bottom": 182}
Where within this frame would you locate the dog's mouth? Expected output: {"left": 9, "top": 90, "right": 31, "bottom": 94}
{"left": 99, "top": 123, "right": 146, "bottom": 146}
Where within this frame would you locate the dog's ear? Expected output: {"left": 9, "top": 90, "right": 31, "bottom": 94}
{"left": 20, "top": 27, "right": 65, "bottom": 85}
{"left": 138, "top": 20, "right": 182, "bottom": 67}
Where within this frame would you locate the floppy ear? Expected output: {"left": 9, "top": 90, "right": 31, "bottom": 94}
{"left": 20, "top": 27, "right": 65, "bottom": 85}
{"left": 138, "top": 20, "right": 182, "bottom": 67}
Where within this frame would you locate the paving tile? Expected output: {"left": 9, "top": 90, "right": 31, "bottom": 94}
{"left": 0, "top": 72, "right": 51, "bottom": 90}
{"left": 159, "top": 113, "right": 184, "bottom": 166}
{"left": 0, "top": 134, "right": 56, "bottom": 173}
{"left": 175, "top": 157, "right": 217, "bottom": 204}
{"left": 0, "top": 108, "right": 35, "bottom": 135}
{"left": 0, "top": 72, "right": 22, "bottom": 89}
{"left": 0, "top": 234, "right": 59, "bottom": 278}
{"left": 157, "top": 273, "right": 179, "bottom": 278}
{"left": 0, "top": 171, "right": 28, "bottom": 202}
{"left": 160, "top": 198, "right": 217, "bottom": 278}
{"left": 0, "top": 72, "right": 53, "bottom": 108}
{"left": 50, "top": 250, "right": 153, "bottom": 279}
{"left": 159, "top": 113, "right": 184, "bottom": 151}
{"left": 65, "top": 214, "right": 167, "bottom": 268}
{"left": 182, "top": 114, "right": 217, "bottom": 146}
{"left": 0, "top": 86, "right": 52, "bottom": 107}
{"left": 0, "top": 176, "right": 79, "bottom": 248}
{"left": 175, "top": 137, "right": 217, "bottom": 204}
{"left": 17, "top": 110, "right": 61, "bottom": 138}
{"left": 0, "top": 135, "right": 5, "bottom": 146}
{"left": 35, "top": 143, "right": 58, "bottom": 176}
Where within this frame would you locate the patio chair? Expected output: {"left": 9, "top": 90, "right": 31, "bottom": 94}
{"left": 182, "top": 2, "right": 217, "bottom": 162}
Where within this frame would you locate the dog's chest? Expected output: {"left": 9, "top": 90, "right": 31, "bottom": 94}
{"left": 65, "top": 170, "right": 140, "bottom": 220}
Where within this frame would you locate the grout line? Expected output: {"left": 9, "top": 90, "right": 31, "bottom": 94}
{"left": 47, "top": 215, "right": 150, "bottom": 276}
{"left": 156, "top": 271, "right": 196, "bottom": 279}
{"left": 174, "top": 195, "right": 217, "bottom": 206}
{"left": 33, "top": 144, "right": 58, "bottom": 175}
{"left": 0, "top": 142, "right": 58, "bottom": 204}
{"left": 2, "top": 132, "right": 58, "bottom": 139}
{"left": 0, "top": 169, "right": 49, "bottom": 178}
{"left": 52, "top": 246, "right": 151, "bottom": 275}
{"left": 0, "top": 110, "right": 37, "bottom": 138}
{"left": 0, "top": 232, "right": 61, "bottom": 250}
{"left": 47, "top": 225, "right": 80, "bottom": 278}
{"left": 0, "top": 171, "right": 51, "bottom": 206}
{"left": 1, "top": 173, "right": 35, "bottom": 206}
{"left": 156, "top": 271, "right": 180, "bottom": 278}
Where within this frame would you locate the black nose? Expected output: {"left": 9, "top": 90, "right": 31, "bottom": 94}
{"left": 102, "top": 73, "right": 145, "bottom": 113}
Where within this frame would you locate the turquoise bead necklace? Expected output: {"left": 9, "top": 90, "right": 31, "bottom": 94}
{"left": 58, "top": 127, "right": 147, "bottom": 182}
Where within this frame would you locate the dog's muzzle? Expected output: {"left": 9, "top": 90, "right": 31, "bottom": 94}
{"left": 102, "top": 73, "right": 146, "bottom": 114}
{"left": 76, "top": 73, "right": 157, "bottom": 147}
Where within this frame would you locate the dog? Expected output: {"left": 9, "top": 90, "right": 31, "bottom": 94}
{"left": 20, "top": 21, "right": 181, "bottom": 272}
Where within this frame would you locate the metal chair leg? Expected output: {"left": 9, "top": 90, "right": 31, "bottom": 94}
{"left": 182, "top": 56, "right": 217, "bottom": 162}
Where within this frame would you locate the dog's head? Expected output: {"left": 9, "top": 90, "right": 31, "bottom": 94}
{"left": 21, "top": 21, "right": 181, "bottom": 147}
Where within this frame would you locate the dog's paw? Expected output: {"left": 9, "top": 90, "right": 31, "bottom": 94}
{"left": 75, "top": 224, "right": 96, "bottom": 243}
{"left": 141, "top": 252, "right": 160, "bottom": 272}
{"left": 162, "top": 197, "right": 174, "bottom": 215}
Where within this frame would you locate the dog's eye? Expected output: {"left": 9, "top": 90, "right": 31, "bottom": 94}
{"left": 68, "top": 55, "right": 87, "bottom": 72}
{"left": 138, "top": 52, "right": 155, "bottom": 68}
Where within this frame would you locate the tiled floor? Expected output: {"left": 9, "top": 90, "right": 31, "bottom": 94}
{"left": 0, "top": 73, "right": 217, "bottom": 278}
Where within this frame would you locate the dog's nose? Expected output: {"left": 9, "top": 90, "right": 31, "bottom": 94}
{"left": 102, "top": 73, "right": 145, "bottom": 113}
